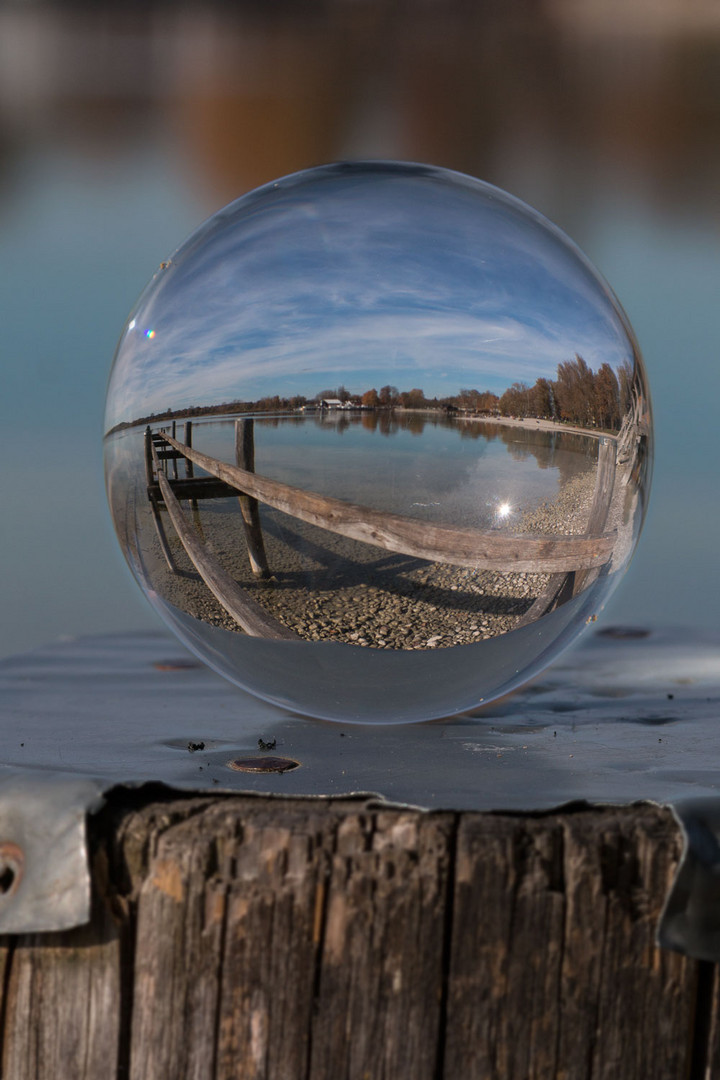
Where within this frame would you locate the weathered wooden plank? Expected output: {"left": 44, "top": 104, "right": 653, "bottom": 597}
{"left": 155, "top": 449, "right": 185, "bottom": 461}
{"left": 520, "top": 439, "right": 617, "bottom": 620}
{"left": 184, "top": 421, "right": 200, "bottom": 517}
{"left": 158, "top": 431, "right": 616, "bottom": 573}
{"left": 213, "top": 805, "right": 335, "bottom": 1080}
{"left": 184, "top": 421, "right": 194, "bottom": 476}
{"left": 552, "top": 811, "right": 687, "bottom": 1079}
{"left": 516, "top": 570, "right": 575, "bottom": 628}
{"left": 144, "top": 426, "right": 154, "bottom": 488}
{"left": 573, "top": 437, "right": 617, "bottom": 595}
{"left": 0, "top": 794, "right": 708, "bottom": 1079}
{"left": 443, "top": 806, "right": 697, "bottom": 1080}
{"left": 235, "top": 419, "right": 271, "bottom": 580}
{"left": 122, "top": 797, "right": 453, "bottom": 1080}
{"left": 148, "top": 478, "right": 239, "bottom": 501}
{"left": 151, "top": 443, "right": 297, "bottom": 641}
{"left": 126, "top": 799, "right": 341, "bottom": 1080}
{"left": 694, "top": 961, "right": 720, "bottom": 1080}
{"left": 149, "top": 494, "right": 177, "bottom": 572}
{"left": 585, "top": 438, "right": 617, "bottom": 538}
{"left": 0, "top": 876, "right": 122, "bottom": 1079}
{"left": 126, "top": 805, "right": 233, "bottom": 1080}
{"left": 308, "top": 809, "right": 454, "bottom": 1080}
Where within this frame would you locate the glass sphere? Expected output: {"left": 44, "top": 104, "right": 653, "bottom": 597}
{"left": 104, "top": 162, "right": 652, "bottom": 724}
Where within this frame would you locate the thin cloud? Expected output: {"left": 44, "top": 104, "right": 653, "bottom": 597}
{"left": 106, "top": 167, "right": 635, "bottom": 427}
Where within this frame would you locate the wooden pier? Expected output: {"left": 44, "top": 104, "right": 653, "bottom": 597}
{"left": 144, "top": 420, "right": 619, "bottom": 639}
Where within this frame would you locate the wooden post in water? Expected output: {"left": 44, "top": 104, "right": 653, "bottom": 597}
{"left": 184, "top": 421, "right": 194, "bottom": 479}
{"left": 235, "top": 418, "right": 271, "bottom": 580}
{"left": 171, "top": 421, "right": 178, "bottom": 480}
{"left": 183, "top": 420, "right": 201, "bottom": 529}
{"left": 144, "top": 426, "right": 154, "bottom": 488}
{"left": 144, "top": 427, "right": 176, "bottom": 572}
{"left": 150, "top": 441, "right": 292, "bottom": 638}
{"left": 0, "top": 791, "right": 704, "bottom": 1080}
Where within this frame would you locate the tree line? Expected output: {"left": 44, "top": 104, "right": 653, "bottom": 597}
{"left": 492, "top": 356, "right": 633, "bottom": 432}
{"left": 353, "top": 355, "right": 632, "bottom": 432}
{"left": 106, "top": 355, "right": 632, "bottom": 436}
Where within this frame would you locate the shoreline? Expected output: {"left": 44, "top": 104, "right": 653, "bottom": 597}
{"left": 106, "top": 408, "right": 618, "bottom": 442}
{"left": 456, "top": 413, "right": 616, "bottom": 441}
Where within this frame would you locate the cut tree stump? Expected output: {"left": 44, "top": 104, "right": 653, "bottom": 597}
{"left": 0, "top": 790, "right": 710, "bottom": 1080}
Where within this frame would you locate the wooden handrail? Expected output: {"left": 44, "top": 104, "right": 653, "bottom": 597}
{"left": 516, "top": 437, "right": 618, "bottom": 626}
{"left": 157, "top": 431, "right": 616, "bottom": 574}
{"left": 150, "top": 442, "right": 298, "bottom": 641}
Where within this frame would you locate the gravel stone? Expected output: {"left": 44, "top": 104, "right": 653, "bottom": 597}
{"left": 138, "top": 460, "right": 628, "bottom": 651}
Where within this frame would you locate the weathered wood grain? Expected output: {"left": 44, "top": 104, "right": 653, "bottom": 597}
{"left": 695, "top": 961, "right": 720, "bottom": 1080}
{"left": 515, "top": 570, "right": 575, "bottom": 627}
{"left": 144, "top": 425, "right": 154, "bottom": 488}
{"left": 0, "top": 794, "right": 709, "bottom": 1079}
{"left": 151, "top": 442, "right": 297, "bottom": 641}
{"left": 0, "top": 874, "right": 122, "bottom": 1079}
{"left": 573, "top": 436, "right": 617, "bottom": 596}
{"left": 308, "top": 809, "right": 454, "bottom": 1080}
{"left": 235, "top": 419, "right": 272, "bottom": 581}
{"left": 148, "top": 477, "right": 240, "bottom": 501}
{"left": 159, "top": 431, "right": 616, "bottom": 573}
{"left": 585, "top": 438, "right": 617, "bottom": 540}
{"left": 443, "top": 806, "right": 697, "bottom": 1080}
{"left": 521, "top": 438, "right": 618, "bottom": 622}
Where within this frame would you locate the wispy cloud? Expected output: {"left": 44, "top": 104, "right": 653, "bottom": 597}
{"left": 106, "top": 166, "right": 635, "bottom": 427}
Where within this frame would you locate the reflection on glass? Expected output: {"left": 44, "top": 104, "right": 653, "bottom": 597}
{"left": 104, "top": 162, "right": 652, "bottom": 723}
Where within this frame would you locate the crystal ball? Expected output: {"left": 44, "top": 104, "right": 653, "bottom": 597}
{"left": 104, "top": 162, "right": 652, "bottom": 723}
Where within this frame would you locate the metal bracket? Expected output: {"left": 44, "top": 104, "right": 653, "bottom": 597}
{"left": 0, "top": 773, "right": 104, "bottom": 933}
{"left": 658, "top": 799, "right": 720, "bottom": 962}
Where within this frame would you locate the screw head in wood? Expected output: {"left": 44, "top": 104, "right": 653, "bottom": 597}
{"left": 228, "top": 757, "right": 300, "bottom": 774}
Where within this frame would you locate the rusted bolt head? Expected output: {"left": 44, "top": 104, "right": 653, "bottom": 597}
{"left": 0, "top": 843, "right": 24, "bottom": 897}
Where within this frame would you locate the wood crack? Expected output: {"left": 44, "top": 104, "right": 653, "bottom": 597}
{"left": 0, "top": 793, "right": 701, "bottom": 1080}
{"left": 689, "top": 960, "right": 715, "bottom": 1080}
{"left": 434, "top": 812, "right": 459, "bottom": 1080}
{"left": 304, "top": 826, "right": 335, "bottom": 1080}
{"left": 0, "top": 938, "right": 15, "bottom": 1080}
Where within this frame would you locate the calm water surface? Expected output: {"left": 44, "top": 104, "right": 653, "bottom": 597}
{"left": 163, "top": 412, "right": 597, "bottom": 529}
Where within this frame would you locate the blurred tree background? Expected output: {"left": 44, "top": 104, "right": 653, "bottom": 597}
{"left": 2, "top": 0, "right": 719, "bottom": 654}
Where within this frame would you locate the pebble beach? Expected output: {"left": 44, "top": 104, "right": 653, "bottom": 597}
{"left": 140, "top": 463, "right": 609, "bottom": 650}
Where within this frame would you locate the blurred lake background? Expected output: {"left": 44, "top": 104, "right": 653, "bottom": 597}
{"left": 2, "top": 0, "right": 719, "bottom": 659}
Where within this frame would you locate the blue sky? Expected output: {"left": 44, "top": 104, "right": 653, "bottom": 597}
{"left": 106, "top": 164, "right": 636, "bottom": 428}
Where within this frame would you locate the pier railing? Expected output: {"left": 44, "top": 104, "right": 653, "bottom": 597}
{"left": 145, "top": 420, "right": 617, "bottom": 639}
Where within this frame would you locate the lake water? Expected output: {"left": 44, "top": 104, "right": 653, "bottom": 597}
{"left": 169, "top": 411, "right": 598, "bottom": 530}
{"left": 3, "top": 7, "right": 720, "bottom": 666}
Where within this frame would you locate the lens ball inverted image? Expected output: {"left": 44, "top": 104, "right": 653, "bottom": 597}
{"left": 104, "top": 162, "right": 652, "bottom": 723}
